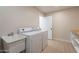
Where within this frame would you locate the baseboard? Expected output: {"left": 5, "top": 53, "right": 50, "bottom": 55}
{"left": 52, "top": 38, "right": 71, "bottom": 43}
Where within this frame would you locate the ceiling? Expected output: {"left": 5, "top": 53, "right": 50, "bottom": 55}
{"left": 35, "top": 6, "right": 75, "bottom": 14}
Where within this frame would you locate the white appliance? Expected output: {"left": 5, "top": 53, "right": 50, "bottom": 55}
{"left": 18, "top": 27, "right": 48, "bottom": 53}
{"left": 42, "top": 31, "right": 48, "bottom": 50}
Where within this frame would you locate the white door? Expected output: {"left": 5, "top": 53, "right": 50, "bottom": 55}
{"left": 39, "top": 16, "right": 53, "bottom": 40}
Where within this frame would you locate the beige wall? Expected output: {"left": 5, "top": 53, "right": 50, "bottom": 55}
{"left": 1, "top": 6, "right": 79, "bottom": 42}
{"left": 0, "top": 7, "right": 43, "bottom": 36}
{"left": 47, "top": 7, "right": 79, "bottom": 42}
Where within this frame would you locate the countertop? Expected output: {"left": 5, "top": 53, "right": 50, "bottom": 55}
{"left": 1, "top": 34, "right": 26, "bottom": 43}
{"left": 72, "top": 28, "right": 79, "bottom": 39}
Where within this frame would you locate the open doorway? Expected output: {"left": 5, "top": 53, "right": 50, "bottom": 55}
{"left": 39, "top": 16, "right": 53, "bottom": 40}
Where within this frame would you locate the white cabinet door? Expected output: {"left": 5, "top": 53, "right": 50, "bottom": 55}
{"left": 8, "top": 39, "right": 25, "bottom": 53}
{"left": 71, "top": 33, "right": 79, "bottom": 53}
